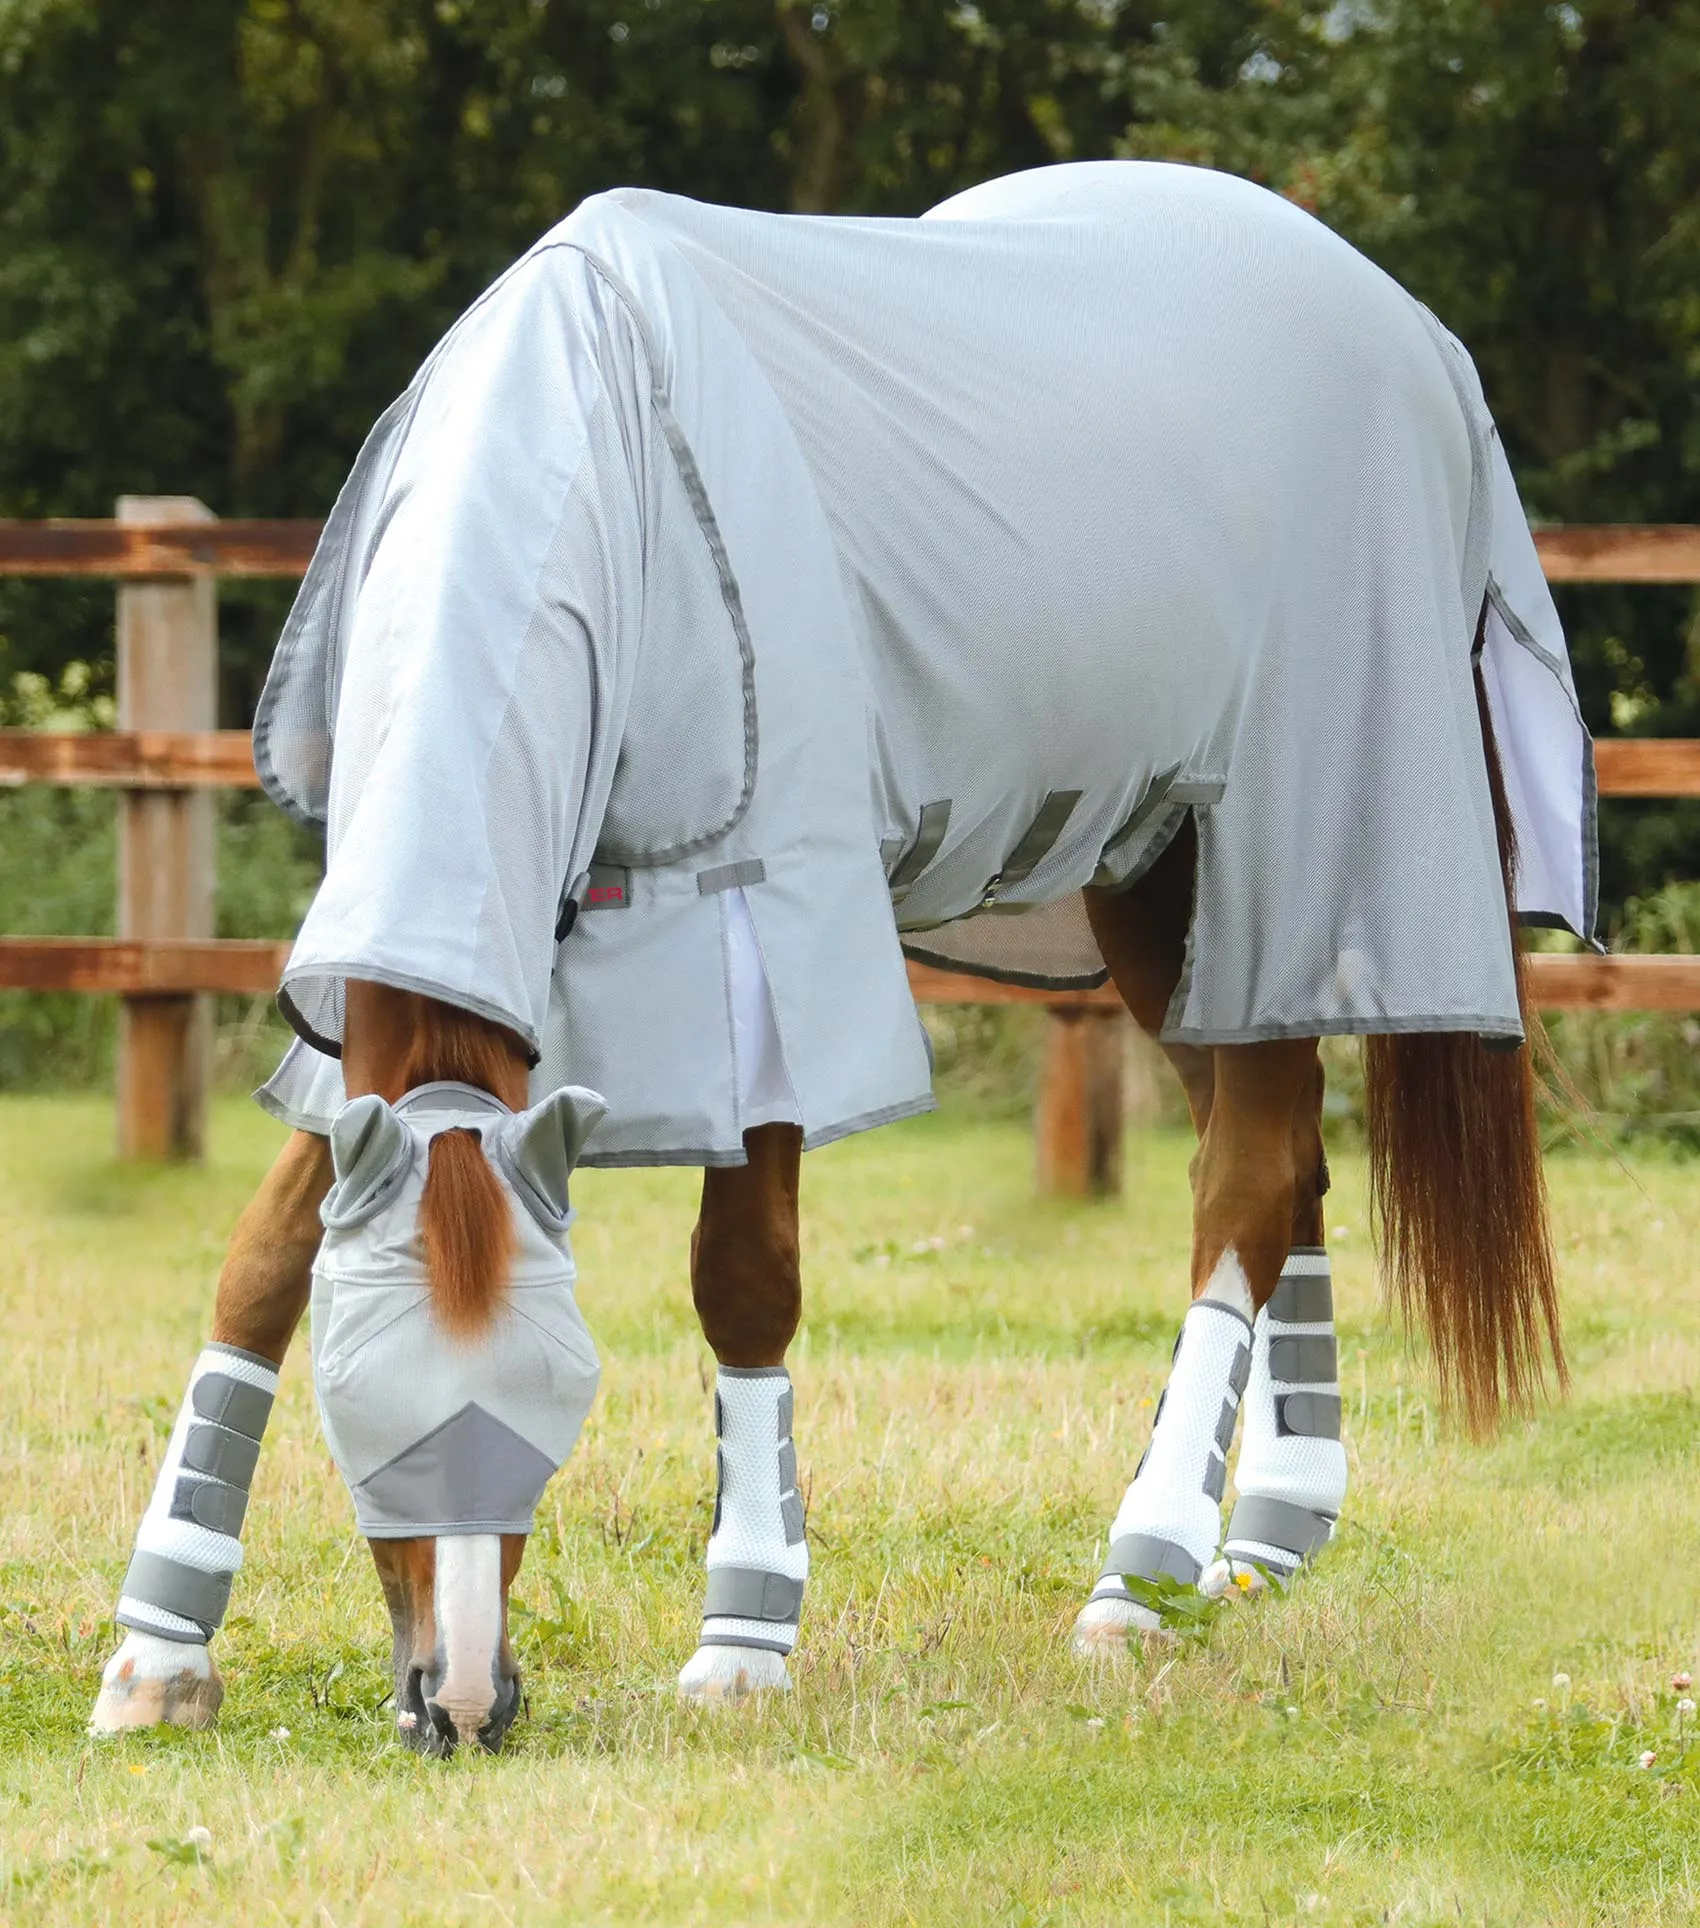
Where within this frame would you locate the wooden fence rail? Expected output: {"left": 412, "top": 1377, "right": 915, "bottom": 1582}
{"left": 1, "top": 509, "right": 1696, "bottom": 1184}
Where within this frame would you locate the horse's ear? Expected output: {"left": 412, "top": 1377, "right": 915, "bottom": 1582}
{"left": 501, "top": 1086, "right": 608, "bottom": 1227}
{"left": 322, "top": 1093, "right": 414, "bottom": 1229}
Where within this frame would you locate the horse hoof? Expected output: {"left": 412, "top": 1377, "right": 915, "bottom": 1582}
{"left": 1069, "top": 1595, "right": 1166, "bottom": 1655}
{"left": 1200, "top": 1557, "right": 1274, "bottom": 1600}
{"left": 677, "top": 1644, "right": 792, "bottom": 1702}
{"left": 89, "top": 1631, "right": 223, "bottom": 1734}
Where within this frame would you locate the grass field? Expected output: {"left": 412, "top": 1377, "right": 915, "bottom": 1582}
{"left": 3, "top": 1095, "right": 1700, "bottom": 1924}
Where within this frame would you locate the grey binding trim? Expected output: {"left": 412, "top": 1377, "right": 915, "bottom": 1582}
{"left": 1276, "top": 1392, "right": 1343, "bottom": 1440}
{"left": 1229, "top": 1340, "right": 1252, "bottom": 1398}
{"left": 897, "top": 938, "right": 1110, "bottom": 995}
{"left": 205, "top": 1340, "right": 281, "bottom": 1374}
{"left": 1213, "top": 1397, "right": 1238, "bottom": 1455}
{"left": 697, "top": 859, "right": 767, "bottom": 895}
{"left": 182, "top": 1424, "right": 261, "bottom": 1488}
{"left": 1268, "top": 1272, "right": 1333, "bottom": 1324}
{"left": 115, "top": 1599, "right": 213, "bottom": 1646}
{"left": 781, "top": 1492, "right": 806, "bottom": 1544}
{"left": 888, "top": 800, "right": 952, "bottom": 902}
{"left": 1268, "top": 1335, "right": 1337, "bottom": 1384}
{"left": 190, "top": 1373, "right": 273, "bottom": 1442}
{"left": 695, "top": 1632, "right": 793, "bottom": 1655}
{"left": 702, "top": 1567, "right": 805, "bottom": 1624}
{"left": 119, "top": 1550, "right": 232, "bottom": 1636}
{"left": 1187, "top": 1297, "right": 1254, "bottom": 1339}
{"left": 716, "top": 1365, "right": 791, "bottom": 1380}
{"left": 1098, "top": 1532, "right": 1202, "bottom": 1588}
{"left": 1225, "top": 1495, "right": 1335, "bottom": 1561}
{"left": 583, "top": 258, "right": 760, "bottom": 869}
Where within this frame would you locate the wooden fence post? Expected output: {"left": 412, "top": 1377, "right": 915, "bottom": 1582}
{"left": 115, "top": 496, "right": 217, "bottom": 1160}
{"left": 1035, "top": 1008, "right": 1125, "bottom": 1197}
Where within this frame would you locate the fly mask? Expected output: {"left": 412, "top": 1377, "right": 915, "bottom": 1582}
{"left": 311, "top": 1082, "right": 607, "bottom": 1536}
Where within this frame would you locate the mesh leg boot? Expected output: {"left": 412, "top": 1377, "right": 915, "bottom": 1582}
{"left": 1072, "top": 1297, "right": 1252, "bottom": 1649}
{"left": 1204, "top": 1247, "right": 1347, "bottom": 1595}
{"left": 91, "top": 1344, "right": 279, "bottom": 1732}
{"left": 678, "top": 1366, "right": 807, "bottom": 1700}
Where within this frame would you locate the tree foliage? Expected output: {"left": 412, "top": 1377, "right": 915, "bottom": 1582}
{"left": 0, "top": 0, "right": 1696, "bottom": 904}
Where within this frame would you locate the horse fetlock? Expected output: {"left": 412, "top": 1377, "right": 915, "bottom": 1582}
{"left": 1072, "top": 1294, "right": 1253, "bottom": 1650}
{"left": 89, "top": 1631, "right": 223, "bottom": 1734}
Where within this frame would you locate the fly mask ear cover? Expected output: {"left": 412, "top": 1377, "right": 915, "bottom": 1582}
{"left": 310, "top": 1083, "right": 608, "bottom": 1537}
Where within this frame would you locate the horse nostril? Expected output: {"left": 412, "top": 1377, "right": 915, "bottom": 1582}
{"left": 477, "top": 1671, "right": 522, "bottom": 1753}
{"left": 402, "top": 1665, "right": 459, "bottom": 1757}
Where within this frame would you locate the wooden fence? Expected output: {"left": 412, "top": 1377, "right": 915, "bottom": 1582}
{"left": 2, "top": 502, "right": 1699, "bottom": 1186}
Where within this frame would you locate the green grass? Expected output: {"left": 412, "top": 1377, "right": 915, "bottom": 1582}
{"left": 3, "top": 1096, "right": 1700, "bottom": 1923}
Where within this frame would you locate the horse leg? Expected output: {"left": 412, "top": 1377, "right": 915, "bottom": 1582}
{"left": 1071, "top": 829, "right": 1332, "bottom": 1647}
{"left": 1070, "top": 1028, "right": 1324, "bottom": 1647}
{"left": 89, "top": 1128, "right": 332, "bottom": 1733}
{"left": 1198, "top": 1048, "right": 1345, "bottom": 1596}
{"left": 677, "top": 1122, "right": 807, "bottom": 1702}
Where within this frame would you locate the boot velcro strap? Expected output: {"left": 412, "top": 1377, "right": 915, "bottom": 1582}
{"left": 1276, "top": 1391, "right": 1342, "bottom": 1439}
{"left": 190, "top": 1371, "right": 273, "bottom": 1440}
{"left": 1268, "top": 1335, "right": 1337, "bottom": 1385}
{"left": 1225, "top": 1495, "right": 1334, "bottom": 1562}
{"left": 118, "top": 1550, "right": 232, "bottom": 1637}
{"left": 169, "top": 1473, "right": 248, "bottom": 1536}
{"left": 1268, "top": 1272, "right": 1332, "bottom": 1324}
{"left": 181, "top": 1422, "right": 261, "bottom": 1487}
{"left": 1097, "top": 1532, "right": 1201, "bottom": 1589}
{"left": 703, "top": 1567, "right": 804, "bottom": 1624}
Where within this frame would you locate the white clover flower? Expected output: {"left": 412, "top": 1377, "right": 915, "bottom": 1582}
{"left": 1640, "top": 1750, "right": 1658, "bottom": 1770}
{"left": 1532, "top": 1698, "right": 1548, "bottom": 1712}
{"left": 1551, "top": 1672, "right": 1571, "bottom": 1691}
{"left": 1678, "top": 1699, "right": 1696, "bottom": 1717}
{"left": 270, "top": 1726, "right": 291, "bottom": 1741}
{"left": 184, "top": 1826, "right": 212, "bottom": 1850}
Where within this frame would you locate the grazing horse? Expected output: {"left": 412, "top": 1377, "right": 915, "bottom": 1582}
{"left": 90, "top": 160, "right": 1589, "bottom": 1749}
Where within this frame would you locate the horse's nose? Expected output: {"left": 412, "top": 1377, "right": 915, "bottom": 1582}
{"left": 401, "top": 1662, "right": 521, "bottom": 1757}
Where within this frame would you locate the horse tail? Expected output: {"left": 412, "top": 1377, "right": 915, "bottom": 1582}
{"left": 402, "top": 998, "right": 524, "bottom": 1339}
{"left": 1362, "top": 654, "right": 1566, "bottom": 1434}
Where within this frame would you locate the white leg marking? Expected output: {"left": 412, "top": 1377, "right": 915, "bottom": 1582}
{"left": 432, "top": 1535, "right": 503, "bottom": 1739}
{"left": 89, "top": 1630, "right": 222, "bottom": 1734}
{"left": 1197, "top": 1245, "right": 1255, "bottom": 1322}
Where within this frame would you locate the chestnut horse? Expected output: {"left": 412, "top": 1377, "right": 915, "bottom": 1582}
{"left": 89, "top": 660, "right": 1560, "bottom": 1751}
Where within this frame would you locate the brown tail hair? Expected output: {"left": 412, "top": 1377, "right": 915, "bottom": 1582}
{"left": 402, "top": 999, "right": 524, "bottom": 1339}
{"left": 1362, "top": 657, "right": 1566, "bottom": 1434}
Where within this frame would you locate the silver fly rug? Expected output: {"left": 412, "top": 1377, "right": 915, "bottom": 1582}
{"left": 255, "top": 160, "right": 1595, "bottom": 1167}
